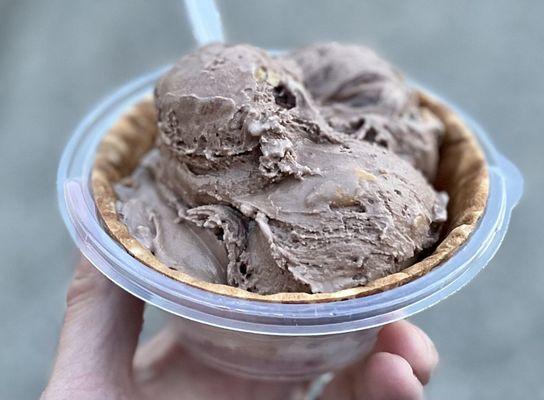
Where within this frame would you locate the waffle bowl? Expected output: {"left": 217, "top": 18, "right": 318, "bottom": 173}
{"left": 91, "top": 91, "right": 489, "bottom": 304}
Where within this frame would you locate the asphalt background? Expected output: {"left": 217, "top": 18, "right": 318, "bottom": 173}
{"left": 1, "top": 1, "right": 542, "bottom": 399}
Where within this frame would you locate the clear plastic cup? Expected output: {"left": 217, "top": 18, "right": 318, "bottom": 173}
{"left": 57, "top": 67, "right": 522, "bottom": 381}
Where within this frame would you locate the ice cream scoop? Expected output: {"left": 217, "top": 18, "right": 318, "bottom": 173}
{"left": 154, "top": 43, "right": 338, "bottom": 184}
{"left": 115, "top": 43, "right": 448, "bottom": 294}
{"left": 290, "top": 42, "right": 444, "bottom": 181}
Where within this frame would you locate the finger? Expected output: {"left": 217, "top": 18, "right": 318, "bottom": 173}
{"left": 352, "top": 352, "right": 424, "bottom": 400}
{"left": 374, "top": 320, "right": 439, "bottom": 385}
{"left": 50, "top": 257, "right": 144, "bottom": 387}
{"left": 133, "top": 325, "right": 184, "bottom": 383}
{"left": 321, "top": 351, "right": 425, "bottom": 400}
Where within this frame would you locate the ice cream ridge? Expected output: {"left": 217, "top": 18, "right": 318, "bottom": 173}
{"left": 115, "top": 42, "right": 449, "bottom": 294}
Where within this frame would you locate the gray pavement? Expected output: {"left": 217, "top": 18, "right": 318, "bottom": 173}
{"left": 0, "top": 1, "right": 542, "bottom": 399}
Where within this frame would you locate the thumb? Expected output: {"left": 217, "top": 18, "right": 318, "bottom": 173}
{"left": 46, "top": 257, "right": 144, "bottom": 395}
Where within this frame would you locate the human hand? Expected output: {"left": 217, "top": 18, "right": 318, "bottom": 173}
{"left": 41, "top": 258, "right": 438, "bottom": 400}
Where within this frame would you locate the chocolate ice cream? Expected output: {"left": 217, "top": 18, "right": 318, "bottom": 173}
{"left": 290, "top": 43, "right": 444, "bottom": 181}
{"left": 115, "top": 43, "right": 448, "bottom": 294}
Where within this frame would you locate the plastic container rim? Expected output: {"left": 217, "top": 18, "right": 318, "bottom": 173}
{"left": 57, "top": 65, "right": 523, "bottom": 336}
